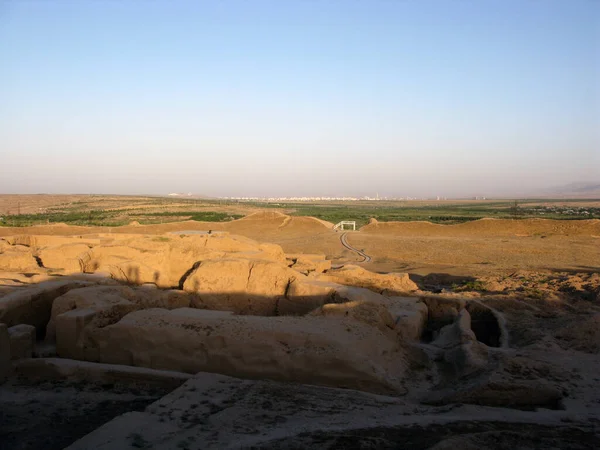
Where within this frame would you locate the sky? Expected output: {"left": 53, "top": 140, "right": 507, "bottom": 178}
{"left": 0, "top": 0, "right": 598, "bottom": 198}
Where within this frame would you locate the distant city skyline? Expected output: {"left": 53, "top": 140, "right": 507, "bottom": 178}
{"left": 1, "top": 1, "right": 598, "bottom": 197}
{"left": 165, "top": 180, "right": 600, "bottom": 200}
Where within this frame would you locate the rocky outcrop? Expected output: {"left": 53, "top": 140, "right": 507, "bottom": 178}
{"left": 277, "top": 279, "right": 337, "bottom": 315}
{"left": 89, "top": 244, "right": 169, "bottom": 285}
{"left": 421, "top": 297, "right": 466, "bottom": 340}
{"left": 332, "top": 284, "right": 391, "bottom": 304}
{"left": 430, "top": 309, "right": 489, "bottom": 379}
{"left": 36, "top": 243, "right": 92, "bottom": 273}
{"left": 47, "top": 285, "right": 191, "bottom": 342}
{"left": 183, "top": 259, "right": 299, "bottom": 316}
{"left": 387, "top": 297, "right": 428, "bottom": 341}
{"left": 255, "top": 243, "right": 287, "bottom": 264}
{"left": 14, "top": 358, "right": 191, "bottom": 389}
{"left": 309, "top": 300, "right": 396, "bottom": 333}
{"left": 28, "top": 234, "right": 290, "bottom": 288}
{"left": 70, "top": 308, "right": 408, "bottom": 395}
{"left": 319, "top": 265, "right": 418, "bottom": 295}
{"left": 287, "top": 254, "right": 331, "bottom": 275}
{"left": 0, "top": 231, "right": 436, "bottom": 402}
{"left": 101, "top": 259, "right": 165, "bottom": 286}
{"left": 0, "top": 280, "right": 93, "bottom": 334}
{"left": 423, "top": 373, "right": 563, "bottom": 410}
{"left": 0, "top": 245, "right": 41, "bottom": 272}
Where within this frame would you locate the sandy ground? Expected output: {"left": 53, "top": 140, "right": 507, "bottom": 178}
{"left": 1, "top": 214, "right": 598, "bottom": 277}
{"left": 351, "top": 233, "right": 600, "bottom": 275}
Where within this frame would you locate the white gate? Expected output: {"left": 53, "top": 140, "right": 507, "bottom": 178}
{"left": 333, "top": 221, "right": 356, "bottom": 231}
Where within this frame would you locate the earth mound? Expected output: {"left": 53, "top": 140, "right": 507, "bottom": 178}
{"left": 360, "top": 218, "right": 600, "bottom": 237}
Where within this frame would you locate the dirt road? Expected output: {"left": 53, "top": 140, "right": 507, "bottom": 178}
{"left": 340, "top": 232, "right": 372, "bottom": 263}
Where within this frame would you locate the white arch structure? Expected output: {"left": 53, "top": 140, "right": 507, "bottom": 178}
{"left": 333, "top": 221, "right": 356, "bottom": 231}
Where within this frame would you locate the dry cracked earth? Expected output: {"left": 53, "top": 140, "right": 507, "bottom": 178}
{"left": 1, "top": 214, "right": 599, "bottom": 449}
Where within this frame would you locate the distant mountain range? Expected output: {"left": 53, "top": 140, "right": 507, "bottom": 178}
{"left": 539, "top": 182, "right": 600, "bottom": 198}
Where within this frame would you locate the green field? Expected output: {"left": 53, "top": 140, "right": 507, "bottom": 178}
{"left": 260, "top": 200, "right": 600, "bottom": 227}
{"left": 1, "top": 197, "right": 598, "bottom": 228}
{"left": 0, "top": 208, "right": 243, "bottom": 228}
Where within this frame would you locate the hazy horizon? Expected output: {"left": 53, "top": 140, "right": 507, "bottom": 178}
{"left": 1, "top": 1, "right": 598, "bottom": 198}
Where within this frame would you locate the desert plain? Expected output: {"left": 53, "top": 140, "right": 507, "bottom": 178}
{"left": 1, "top": 195, "right": 599, "bottom": 449}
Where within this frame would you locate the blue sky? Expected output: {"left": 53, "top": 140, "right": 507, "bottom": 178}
{"left": 1, "top": 0, "right": 598, "bottom": 197}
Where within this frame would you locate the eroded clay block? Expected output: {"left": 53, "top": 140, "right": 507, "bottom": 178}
{"left": 55, "top": 309, "right": 97, "bottom": 360}
{"left": 8, "top": 324, "right": 36, "bottom": 360}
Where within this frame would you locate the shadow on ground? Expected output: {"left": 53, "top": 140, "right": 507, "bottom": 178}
{"left": 409, "top": 273, "right": 477, "bottom": 293}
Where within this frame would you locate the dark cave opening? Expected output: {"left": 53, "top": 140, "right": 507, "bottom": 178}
{"left": 466, "top": 303, "right": 502, "bottom": 348}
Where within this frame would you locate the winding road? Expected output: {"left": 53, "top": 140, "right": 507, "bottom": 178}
{"left": 340, "top": 232, "right": 372, "bottom": 263}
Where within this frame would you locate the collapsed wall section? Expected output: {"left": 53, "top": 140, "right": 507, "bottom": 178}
{"left": 56, "top": 307, "right": 408, "bottom": 395}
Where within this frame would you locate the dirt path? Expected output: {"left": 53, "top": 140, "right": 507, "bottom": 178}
{"left": 340, "top": 232, "right": 372, "bottom": 263}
